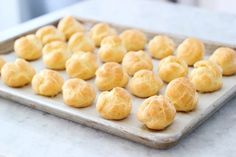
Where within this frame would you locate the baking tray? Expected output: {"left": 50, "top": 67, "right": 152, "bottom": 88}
{"left": 0, "top": 16, "right": 235, "bottom": 149}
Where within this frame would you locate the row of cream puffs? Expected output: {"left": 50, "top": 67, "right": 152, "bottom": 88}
{"left": 0, "top": 58, "right": 182, "bottom": 130}
{"left": 13, "top": 16, "right": 236, "bottom": 69}
{"left": 0, "top": 45, "right": 234, "bottom": 94}
{"left": 13, "top": 34, "right": 235, "bottom": 92}
{"left": 0, "top": 57, "right": 228, "bottom": 130}
{"left": 13, "top": 18, "right": 236, "bottom": 77}
{"left": 0, "top": 58, "right": 194, "bottom": 130}
{"left": 0, "top": 58, "right": 196, "bottom": 112}
{"left": 0, "top": 57, "right": 196, "bottom": 110}
{"left": 0, "top": 55, "right": 223, "bottom": 99}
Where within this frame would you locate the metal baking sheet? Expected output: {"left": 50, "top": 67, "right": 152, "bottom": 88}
{"left": 0, "top": 17, "right": 235, "bottom": 149}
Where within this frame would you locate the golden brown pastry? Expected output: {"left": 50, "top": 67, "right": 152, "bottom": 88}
{"left": 122, "top": 50, "right": 153, "bottom": 76}
{"left": 98, "top": 35, "right": 126, "bottom": 63}
{"left": 128, "top": 70, "right": 163, "bottom": 98}
{"left": 32, "top": 69, "right": 64, "bottom": 96}
{"left": 148, "top": 35, "right": 175, "bottom": 59}
{"left": 176, "top": 38, "right": 205, "bottom": 66}
{"left": 14, "top": 34, "right": 42, "bottom": 60}
{"left": 120, "top": 29, "right": 147, "bottom": 51}
{"left": 158, "top": 56, "right": 188, "bottom": 83}
{"left": 1, "top": 59, "right": 36, "bottom": 87}
{"left": 190, "top": 60, "right": 223, "bottom": 92}
{"left": 0, "top": 57, "right": 6, "bottom": 73}
{"left": 89, "top": 23, "right": 117, "bottom": 47}
{"left": 95, "top": 62, "right": 128, "bottom": 91}
{"left": 209, "top": 47, "right": 236, "bottom": 76}
{"left": 36, "top": 25, "right": 65, "bottom": 45}
{"left": 68, "top": 32, "right": 95, "bottom": 53}
{"left": 165, "top": 77, "right": 198, "bottom": 112}
{"left": 137, "top": 95, "right": 176, "bottom": 130}
{"left": 62, "top": 78, "right": 95, "bottom": 108}
{"left": 96, "top": 87, "right": 132, "bottom": 120}
{"left": 58, "top": 16, "right": 84, "bottom": 40}
{"left": 43, "top": 41, "right": 71, "bottom": 70}
{"left": 66, "top": 52, "right": 98, "bottom": 80}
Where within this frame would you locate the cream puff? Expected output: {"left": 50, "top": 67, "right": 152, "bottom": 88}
{"left": 190, "top": 60, "right": 223, "bottom": 92}
{"left": 148, "top": 35, "right": 175, "bottom": 59}
{"left": 120, "top": 29, "right": 147, "bottom": 51}
{"left": 14, "top": 34, "right": 42, "bottom": 60}
{"left": 36, "top": 25, "right": 65, "bottom": 45}
{"left": 137, "top": 95, "right": 176, "bottom": 130}
{"left": 66, "top": 52, "right": 98, "bottom": 80}
{"left": 98, "top": 35, "right": 126, "bottom": 63}
{"left": 1, "top": 59, "right": 36, "bottom": 87}
{"left": 209, "top": 47, "right": 236, "bottom": 76}
{"left": 95, "top": 62, "right": 128, "bottom": 91}
{"left": 0, "top": 57, "right": 6, "bottom": 73}
{"left": 58, "top": 16, "right": 84, "bottom": 40}
{"left": 32, "top": 69, "right": 64, "bottom": 96}
{"left": 43, "top": 41, "right": 71, "bottom": 70}
{"left": 165, "top": 77, "right": 198, "bottom": 112}
{"left": 62, "top": 78, "right": 95, "bottom": 108}
{"left": 128, "top": 70, "right": 163, "bottom": 98}
{"left": 158, "top": 56, "right": 188, "bottom": 83}
{"left": 90, "top": 23, "right": 117, "bottom": 47}
{"left": 176, "top": 38, "right": 205, "bottom": 66}
{"left": 122, "top": 50, "right": 153, "bottom": 76}
{"left": 96, "top": 87, "right": 132, "bottom": 120}
{"left": 68, "top": 32, "right": 95, "bottom": 53}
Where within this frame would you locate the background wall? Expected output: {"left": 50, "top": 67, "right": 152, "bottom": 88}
{"left": 198, "top": 0, "right": 236, "bottom": 14}
{"left": 179, "top": 0, "right": 236, "bottom": 14}
{"left": 0, "top": 0, "right": 20, "bottom": 30}
{"left": 0, "top": 0, "right": 81, "bottom": 30}
{"left": 0, "top": 0, "right": 236, "bottom": 31}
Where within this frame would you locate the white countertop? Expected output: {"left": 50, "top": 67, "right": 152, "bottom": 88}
{"left": 0, "top": 0, "right": 236, "bottom": 156}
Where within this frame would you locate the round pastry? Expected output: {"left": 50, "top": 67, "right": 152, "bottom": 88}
{"left": 14, "top": 34, "right": 42, "bottom": 60}
{"left": 128, "top": 70, "right": 163, "bottom": 98}
{"left": 190, "top": 60, "right": 223, "bottom": 92}
{"left": 176, "top": 38, "right": 205, "bottom": 66}
{"left": 98, "top": 35, "right": 126, "bottom": 63}
{"left": 36, "top": 25, "right": 65, "bottom": 45}
{"left": 32, "top": 69, "right": 64, "bottom": 97}
{"left": 96, "top": 87, "right": 132, "bottom": 120}
{"left": 68, "top": 32, "right": 95, "bottom": 53}
{"left": 122, "top": 50, "right": 153, "bottom": 76}
{"left": 120, "top": 29, "right": 147, "bottom": 51}
{"left": 43, "top": 41, "right": 71, "bottom": 70}
{"left": 89, "top": 23, "right": 117, "bottom": 47}
{"left": 209, "top": 47, "right": 236, "bottom": 76}
{"left": 58, "top": 16, "right": 84, "bottom": 40}
{"left": 165, "top": 77, "right": 198, "bottom": 112}
{"left": 1, "top": 59, "right": 36, "bottom": 87}
{"left": 158, "top": 56, "right": 188, "bottom": 83}
{"left": 62, "top": 78, "right": 95, "bottom": 108}
{"left": 66, "top": 52, "right": 98, "bottom": 80}
{"left": 95, "top": 62, "right": 128, "bottom": 91}
{"left": 148, "top": 35, "right": 175, "bottom": 59}
{"left": 0, "top": 57, "right": 6, "bottom": 73}
{"left": 137, "top": 95, "right": 176, "bottom": 130}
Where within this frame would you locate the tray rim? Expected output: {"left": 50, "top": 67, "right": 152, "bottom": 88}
{"left": 0, "top": 15, "right": 236, "bottom": 149}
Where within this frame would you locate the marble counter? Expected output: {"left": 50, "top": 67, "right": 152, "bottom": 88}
{"left": 0, "top": 0, "right": 236, "bottom": 156}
